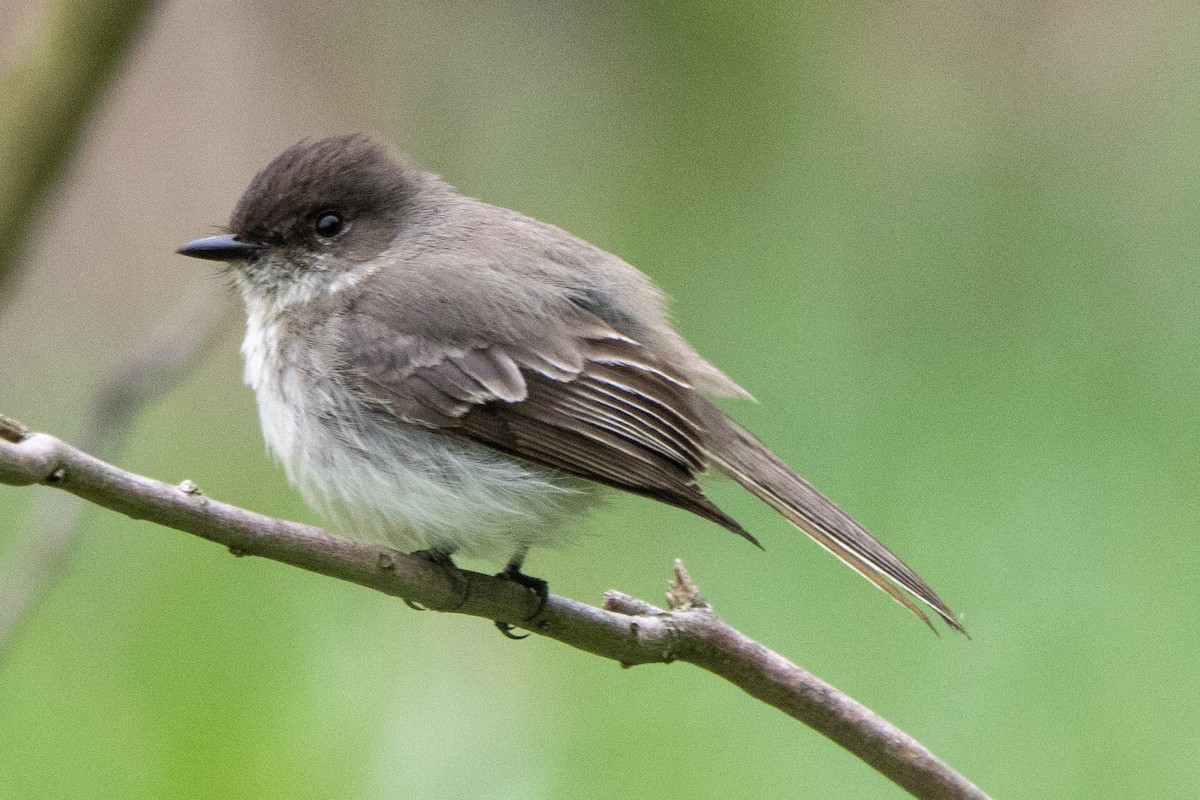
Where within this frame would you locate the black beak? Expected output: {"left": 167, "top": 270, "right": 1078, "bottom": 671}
{"left": 176, "top": 233, "right": 265, "bottom": 262}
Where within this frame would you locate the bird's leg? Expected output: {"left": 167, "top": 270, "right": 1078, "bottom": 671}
{"left": 493, "top": 544, "right": 549, "bottom": 639}
{"left": 405, "top": 548, "right": 469, "bottom": 611}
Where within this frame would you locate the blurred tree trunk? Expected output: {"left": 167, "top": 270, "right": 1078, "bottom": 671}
{"left": 0, "top": 0, "right": 160, "bottom": 295}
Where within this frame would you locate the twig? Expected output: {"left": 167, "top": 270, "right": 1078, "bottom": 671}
{"left": 0, "top": 422, "right": 989, "bottom": 800}
{"left": 0, "top": 289, "right": 233, "bottom": 655}
{"left": 0, "top": 0, "right": 161, "bottom": 292}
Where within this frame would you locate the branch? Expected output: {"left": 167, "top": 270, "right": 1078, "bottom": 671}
{"left": 0, "top": 420, "right": 989, "bottom": 800}
{"left": 0, "top": 0, "right": 161, "bottom": 292}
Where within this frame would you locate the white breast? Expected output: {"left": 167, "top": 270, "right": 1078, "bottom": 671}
{"left": 240, "top": 306, "right": 592, "bottom": 559}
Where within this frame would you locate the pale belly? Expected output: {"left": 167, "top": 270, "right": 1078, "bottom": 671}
{"left": 253, "top": 362, "right": 594, "bottom": 559}
{"left": 240, "top": 300, "right": 597, "bottom": 559}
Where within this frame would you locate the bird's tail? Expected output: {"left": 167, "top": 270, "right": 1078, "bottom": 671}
{"left": 705, "top": 413, "right": 964, "bottom": 634}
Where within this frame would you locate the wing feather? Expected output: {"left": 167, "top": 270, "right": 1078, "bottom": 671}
{"left": 335, "top": 307, "right": 755, "bottom": 542}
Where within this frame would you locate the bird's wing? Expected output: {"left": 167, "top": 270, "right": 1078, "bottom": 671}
{"left": 334, "top": 304, "right": 757, "bottom": 543}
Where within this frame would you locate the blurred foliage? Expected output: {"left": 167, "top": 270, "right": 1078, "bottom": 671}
{"left": 4, "top": 1, "right": 1200, "bottom": 798}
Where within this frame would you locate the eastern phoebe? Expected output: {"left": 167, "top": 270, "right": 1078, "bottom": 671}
{"left": 178, "top": 134, "right": 962, "bottom": 633}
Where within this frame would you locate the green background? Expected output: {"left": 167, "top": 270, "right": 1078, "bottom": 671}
{"left": 4, "top": 1, "right": 1200, "bottom": 797}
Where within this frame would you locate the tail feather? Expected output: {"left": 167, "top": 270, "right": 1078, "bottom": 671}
{"left": 706, "top": 414, "right": 965, "bottom": 634}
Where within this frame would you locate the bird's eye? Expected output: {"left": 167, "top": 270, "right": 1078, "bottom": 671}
{"left": 315, "top": 212, "right": 344, "bottom": 239}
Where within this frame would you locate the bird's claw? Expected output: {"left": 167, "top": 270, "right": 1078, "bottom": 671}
{"left": 406, "top": 548, "right": 469, "bottom": 611}
{"left": 493, "top": 566, "right": 550, "bottom": 638}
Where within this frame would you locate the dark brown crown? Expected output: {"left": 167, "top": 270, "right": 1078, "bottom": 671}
{"left": 230, "top": 134, "right": 415, "bottom": 258}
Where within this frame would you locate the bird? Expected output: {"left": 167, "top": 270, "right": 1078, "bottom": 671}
{"left": 177, "top": 134, "right": 963, "bottom": 634}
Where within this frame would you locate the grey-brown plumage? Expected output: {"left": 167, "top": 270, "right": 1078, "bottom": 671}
{"left": 178, "top": 134, "right": 964, "bottom": 633}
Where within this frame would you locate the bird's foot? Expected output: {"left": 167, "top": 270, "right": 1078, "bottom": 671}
{"left": 493, "top": 563, "right": 550, "bottom": 640}
{"left": 405, "top": 548, "right": 469, "bottom": 611}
